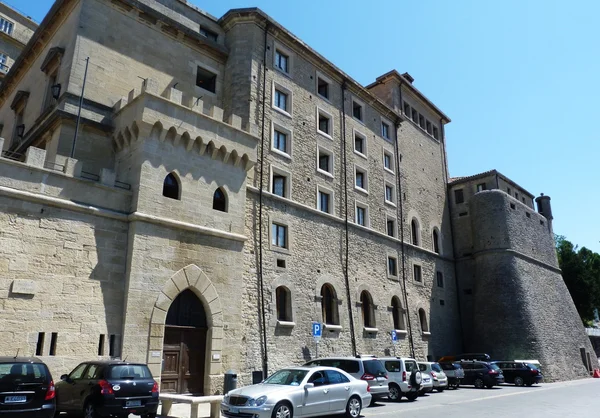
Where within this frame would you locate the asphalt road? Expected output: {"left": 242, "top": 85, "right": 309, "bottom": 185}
{"left": 362, "top": 378, "right": 600, "bottom": 418}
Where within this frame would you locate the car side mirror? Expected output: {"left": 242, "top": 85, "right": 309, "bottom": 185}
{"left": 60, "top": 374, "right": 68, "bottom": 381}
{"left": 304, "top": 383, "right": 314, "bottom": 390}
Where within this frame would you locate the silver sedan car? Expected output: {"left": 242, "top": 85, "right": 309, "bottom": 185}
{"left": 221, "top": 366, "right": 371, "bottom": 418}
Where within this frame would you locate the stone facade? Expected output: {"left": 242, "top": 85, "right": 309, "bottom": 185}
{"left": 0, "top": 0, "right": 592, "bottom": 395}
{"left": 0, "top": 2, "right": 36, "bottom": 82}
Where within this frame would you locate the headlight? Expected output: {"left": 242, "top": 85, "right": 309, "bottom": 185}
{"left": 247, "top": 395, "right": 267, "bottom": 407}
{"left": 223, "top": 394, "right": 230, "bottom": 404}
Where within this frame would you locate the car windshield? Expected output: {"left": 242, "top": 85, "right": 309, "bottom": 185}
{"left": 0, "top": 363, "right": 48, "bottom": 383}
{"left": 363, "top": 360, "right": 386, "bottom": 376}
{"left": 489, "top": 364, "right": 502, "bottom": 371}
{"left": 431, "top": 364, "right": 442, "bottom": 372}
{"left": 264, "top": 369, "right": 308, "bottom": 386}
{"left": 526, "top": 363, "right": 540, "bottom": 370}
{"left": 108, "top": 365, "right": 153, "bottom": 379}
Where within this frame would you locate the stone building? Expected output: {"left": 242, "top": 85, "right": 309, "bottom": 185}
{"left": 0, "top": 0, "right": 594, "bottom": 394}
{"left": 0, "top": 2, "right": 37, "bottom": 81}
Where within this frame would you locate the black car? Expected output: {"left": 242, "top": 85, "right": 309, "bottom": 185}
{"left": 55, "top": 361, "right": 159, "bottom": 418}
{"left": 0, "top": 356, "right": 56, "bottom": 417}
{"left": 457, "top": 361, "right": 504, "bottom": 389}
{"left": 492, "top": 361, "right": 543, "bottom": 386}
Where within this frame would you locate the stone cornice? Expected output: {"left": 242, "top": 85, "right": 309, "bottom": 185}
{"left": 456, "top": 247, "right": 562, "bottom": 274}
{"left": 0, "top": 30, "right": 27, "bottom": 48}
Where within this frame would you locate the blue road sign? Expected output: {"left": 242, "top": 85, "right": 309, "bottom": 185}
{"left": 391, "top": 330, "right": 397, "bottom": 344}
{"left": 312, "top": 322, "right": 322, "bottom": 339}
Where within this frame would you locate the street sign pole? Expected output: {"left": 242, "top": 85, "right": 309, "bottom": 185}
{"left": 312, "top": 322, "right": 322, "bottom": 359}
{"left": 391, "top": 330, "right": 398, "bottom": 356}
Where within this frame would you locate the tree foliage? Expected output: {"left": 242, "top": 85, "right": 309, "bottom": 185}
{"left": 556, "top": 235, "right": 600, "bottom": 325}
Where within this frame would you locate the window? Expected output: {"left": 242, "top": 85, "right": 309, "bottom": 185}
{"left": 98, "top": 334, "right": 105, "bottom": 356}
{"left": 391, "top": 296, "right": 405, "bottom": 330}
{"left": 360, "top": 291, "right": 376, "bottom": 328}
{"left": 0, "top": 18, "right": 13, "bottom": 35}
{"left": 352, "top": 99, "right": 363, "bottom": 121}
{"left": 476, "top": 183, "right": 487, "bottom": 192}
{"left": 317, "top": 108, "right": 332, "bottom": 137}
{"left": 271, "top": 166, "right": 291, "bottom": 198}
{"left": 109, "top": 335, "right": 117, "bottom": 357}
{"left": 274, "top": 129, "right": 288, "bottom": 153}
{"left": 44, "top": 70, "right": 59, "bottom": 110}
{"left": 317, "top": 146, "right": 333, "bottom": 176}
{"left": 316, "top": 72, "right": 331, "bottom": 100}
{"left": 413, "top": 264, "right": 422, "bottom": 283}
{"left": 385, "top": 183, "right": 395, "bottom": 204}
{"left": 355, "top": 166, "right": 368, "bottom": 192}
{"left": 433, "top": 127, "right": 439, "bottom": 140}
{"left": 433, "top": 229, "right": 440, "bottom": 254}
{"left": 388, "top": 256, "right": 398, "bottom": 277}
{"left": 411, "top": 109, "right": 418, "bottom": 123}
{"left": 403, "top": 102, "right": 411, "bottom": 115}
{"left": 419, "top": 114, "right": 425, "bottom": 129}
{"left": 454, "top": 189, "right": 464, "bottom": 204}
{"left": 355, "top": 203, "right": 368, "bottom": 226}
{"left": 213, "top": 188, "right": 227, "bottom": 212}
{"left": 272, "top": 123, "right": 291, "bottom": 156}
{"left": 507, "top": 187, "right": 512, "bottom": 195}
{"left": 36, "top": 332, "right": 45, "bottom": 355}
{"left": 49, "top": 333, "right": 57, "bottom": 356}
{"left": 515, "top": 192, "right": 519, "bottom": 199}
{"left": 69, "top": 363, "right": 88, "bottom": 380}
{"left": 274, "top": 48, "right": 289, "bottom": 73}
{"left": 382, "top": 121, "right": 390, "bottom": 140}
{"left": 383, "top": 151, "right": 394, "bottom": 173}
{"left": 0, "top": 53, "right": 7, "bottom": 72}
{"left": 318, "top": 187, "right": 333, "bottom": 214}
{"left": 386, "top": 218, "right": 396, "bottom": 237}
{"left": 274, "top": 88, "right": 289, "bottom": 113}
{"left": 426, "top": 120, "right": 432, "bottom": 135}
{"left": 276, "top": 286, "right": 292, "bottom": 322}
{"left": 196, "top": 66, "right": 216, "bottom": 93}
{"left": 12, "top": 108, "right": 24, "bottom": 145}
{"left": 272, "top": 223, "right": 287, "bottom": 249}
{"left": 437, "top": 271, "right": 444, "bottom": 288}
{"left": 200, "top": 26, "right": 218, "bottom": 41}
{"left": 419, "top": 308, "right": 429, "bottom": 333}
{"left": 321, "top": 284, "right": 339, "bottom": 325}
{"left": 163, "top": 173, "right": 180, "bottom": 200}
{"left": 354, "top": 131, "right": 366, "bottom": 156}
{"left": 411, "top": 219, "right": 420, "bottom": 246}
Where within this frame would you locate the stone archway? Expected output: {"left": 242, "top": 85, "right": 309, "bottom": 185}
{"left": 147, "top": 265, "right": 223, "bottom": 395}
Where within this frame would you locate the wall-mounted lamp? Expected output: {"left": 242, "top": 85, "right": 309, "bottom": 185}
{"left": 16, "top": 124, "right": 25, "bottom": 137}
{"left": 51, "top": 83, "right": 61, "bottom": 100}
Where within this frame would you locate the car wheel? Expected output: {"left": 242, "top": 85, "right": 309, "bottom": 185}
{"left": 345, "top": 396, "right": 361, "bottom": 418}
{"left": 405, "top": 392, "right": 419, "bottom": 401}
{"left": 83, "top": 403, "right": 98, "bottom": 418}
{"left": 272, "top": 401, "right": 293, "bottom": 418}
{"left": 436, "top": 388, "right": 444, "bottom": 392}
{"left": 388, "top": 383, "right": 401, "bottom": 401}
{"left": 474, "top": 378, "right": 485, "bottom": 389}
{"left": 486, "top": 384, "right": 494, "bottom": 389}
{"left": 514, "top": 377, "right": 524, "bottom": 386}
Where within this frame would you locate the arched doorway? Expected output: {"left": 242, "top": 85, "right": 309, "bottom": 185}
{"left": 161, "top": 289, "right": 207, "bottom": 395}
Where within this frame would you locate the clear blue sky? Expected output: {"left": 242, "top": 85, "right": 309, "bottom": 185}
{"left": 13, "top": 0, "right": 600, "bottom": 253}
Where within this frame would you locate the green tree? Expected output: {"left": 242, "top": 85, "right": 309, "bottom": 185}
{"left": 556, "top": 235, "right": 600, "bottom": 325}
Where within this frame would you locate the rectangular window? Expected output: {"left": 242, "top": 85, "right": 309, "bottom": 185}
{"left": 403, "top": 102, "right": 411, "bottom": 115}
{"left": 356, "top": 205, "right": 367, "bottom": 226}
{"left": 414, "top": 265, "right": 422, "bottom": 283}
{"left": 275, "top": 49, "right": 289, "bottom": 73}
{"left": 419, "top": 114, "right": 425, "bottom": 129}
{"left": 382, "top": 122, "right": 390, "bottom": 139}
{"left": 426, "top": 120, "right": 432, "bottom": 135}
{"left": 454, "top": 189, "right": 464, "bottom": 204}
{"left": 317, "top": 147, "right": 333, "bottom": 175}
{"left": 384, "top": 152, "right": 393, "bottom": 171}
{"left": 272, "top": 223, "right": 287, "bottom": 248}
{"left": 196, "top": 66, "right": 217, "bottom": 93}
{"left": 352, "top": 100, "right": 363, "bottom": 121}
{"left": 318, "top": 190, "right": 331, "bottom": 214}
{"left": 109, "top": 334, "right": 117, "bottom": 357}
{"left": 433, "top": 126, "right": 439, "bottom": 140}
{"left": 437, "top": 271, "right": 444, "bottom": 288}
{"left": 318, "top": 112, "right": 331, "bottom": 136}
{"left": 507, "top": 187, "right": 512, "bottom": 195}
{"left": 476, "top": 183, "right": 487, "bottom": 192}
{"left": 411, "top": 109, "right": 418, "bottom": 123}
{"left": 49, "top": 333, "right": 57, "bottom": 356}
{"left": 385, "top": 184, "right": 395, "bottom": 203}
{"left": 98, "top": 334, "right": 105, "bottom": 356}
{"left": 317, "top": 77, "right": 329, "bottom": 99}
{"left": 388, "top": 256, "right": 398, "bottom": 276}
{"left": 386, "top": 218, "right": 396, "bottom": 237}
{"left": 36, "top": 332, "right": 45, "bottom": 356}
{"left": 355, "top": 167, "right": 368, "bottom": 191}
{"left": 515, "top": 192, "right": 519, "bottom": 199}
{"left": 0, "top": 18, "right": 13, "bottom": 35}
{"left": 273, "top": 129, "right": 288, "bottom": 154}
{"left": 354, "top": 132, "right": 366, "bottom": 155}
{"left": 200, "top": 26, "right": 218, "bottom": 41}
{"left": 0, "top": 53, "right": 6, "bottom": 72}
{"left": 274, "top": 89, "right": 288, "bottom": 112}
{"left": 272, "top": 175, "right": 286, "bottom": 197}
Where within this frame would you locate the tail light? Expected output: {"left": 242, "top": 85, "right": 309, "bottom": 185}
{"left": 531, "top": 369, "right": 539, "bottom": 375}
{"left": 361, "top": 373, "right": 375, "bottom": 381}
{"left": 45, "top": 380, "right": 56, "bottom": 401}
{"left": 151, "top": 381, "right": 159, "bottom": 393}
{"left": 366, "top": 385, "right": 371, "bottom": 392}
{"left": 98, "top": 380, "right": 114, "bottom": 395}
{"left": 402, "top": 371, "right": 406, "bottom": 382}
{"left": 430, "top": 372, "right": 437, "bottom": 379}
{"left": 384, "top": 374, "right": 388, "bottom": 380}
{"left": 488, "top": 370, "right": 498, "bottom": 375}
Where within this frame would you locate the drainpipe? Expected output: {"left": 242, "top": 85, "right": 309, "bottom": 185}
{"left": 341, "top": 79, "right": 357, "bottom": 357}
{"left": 257, "top": 20, "right": 270, "bottom": 378}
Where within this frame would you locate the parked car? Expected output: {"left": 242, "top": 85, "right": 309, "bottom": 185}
{"left": 55, "top": 361, "right": 159, "bottom": 418}
{"left": 418, "top": 362, "right": 448, "bottom": 392}
{"left": 438, "top": 353, "right": 491, "bottom": 362}
{"left": 0, "top": 357, "right": 55, "bottom": 417}
{"left": 419, "top": 372, "right": 433, "bottom": 395}
{"left": 379, "top": 357, "right": 422, "bottom": 401}
{"left": 303, "top": 356, "right": 389, "bottom": 403}
{"left": 221, "top": 366, "right": 370, "bottom": 418}
{"left": 457, "top": 361, "right": 504, "bottom": 389}
{"left": 492, "top": 361, "right": 543, "bottom": 386}
{"left": 439, "top": 362, "right": 464, "bottom": 389}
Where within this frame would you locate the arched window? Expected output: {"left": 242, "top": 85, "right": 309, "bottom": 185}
{"left": 419, "top": 308, "right": 429, "bottom": 333}
{"left": 213, "top": 188, "right": 227, "bottom": 212}
{"left": 360, "top": 290, "right": 376, "bottom": 328}
{"left": 276, "top": 286, "right": 292, "bottom": 322}
{"left": 432, "top": 229, "right": 440, "bottom": 254}
{"left": 321, "top": 284, "right": 339, "bottom": 325}
{"left": 163, "top": 173, "right": 180, "bottom": 200}
{"left": 391, "top": 296, "right": 405, "bottom": 330}
{"left": 411, "top": 219, "right": 420, "bottom": 246}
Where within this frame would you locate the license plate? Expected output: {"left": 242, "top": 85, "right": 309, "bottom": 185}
{"left": 126, "top": 400, "right": 142, "bottom": 407}
{"left": 5, "top": 396, "right": 27, "bottom": 404}
{"left": 229, "top": 407, "right": 239, "bottom": 414}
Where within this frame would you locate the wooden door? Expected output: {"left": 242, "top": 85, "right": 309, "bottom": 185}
{"left": 161, "top": 326, "right": 206, "bottom": 394}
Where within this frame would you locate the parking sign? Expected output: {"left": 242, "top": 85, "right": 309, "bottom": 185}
{"left": 312, "top": 322, "right": 322, "bottom": 340}
{"left": 391, "top": 330, "right": 397, "bottom": 344}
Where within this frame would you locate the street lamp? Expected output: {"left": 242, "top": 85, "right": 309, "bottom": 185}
{"left": 51, "top": 83, "right": 61, "bottom": 100}
{"left": 16, "top": 124, "right": 25, "bottom": 137}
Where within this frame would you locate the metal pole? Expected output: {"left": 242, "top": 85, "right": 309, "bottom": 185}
{"left": 71, "top": 57, "right": 89, "bottom": 158}
{"left": 315, "top": 339, "right": 318, "bottom": 359}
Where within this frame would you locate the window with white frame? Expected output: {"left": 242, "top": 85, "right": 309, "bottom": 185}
{"left": 388, "top": 256, "right": 398, "bottom": 277}
{"left": 385, "top": 182, "right": 396, "bottom": 205}
{"left": 383, "top": 150, "right": 394, "bottom": 173}
{"left": 316, "top": 72, "right": 330, "bottom": 100}
{"left": 271, "top": 123, "right": 291, "bottom": 157}
{"left": 317, "top": 108, "right": 333, "bottom": 138}
{"left": 413, "top": 264, "right": 422, "bottom": 283}
{"left": 0, "top": 53, "right": 7, "bottom": 72}
{"left": 382, "top": 121, "right": 391, "bottom": 140}
{"left": 273, "top": 83, "right": 292, "bottom": 115}
{"left": 0, "top": 18, "right": 13, "bottom": 35}
{"left": 352, "top": 98, "right": 364, "bottom": 122}
{"left": 355, "top": 166, "right": 368, "bottom": 192}
{"left": 386, "top": 217, "right": 396, "bottom": 237}
{"left": 317, "top": 146, "right": 334, "bottom": 176}
{"left": 317, "top": 186, "right": 333, "bottom": 214}
{"left": 270, "top": 166, "right": 291, "bottom": 198}
{"left": 355, "top": 202, "right": 368, "bottom": 227}
{"left": 354, "top": 130, "right": 367, "bottom": 157}
{"left": 271, "top": 223, "right": 288, "bottom": 249}
{"left": 274, "top": 48, "right": 290, "bottom": 74}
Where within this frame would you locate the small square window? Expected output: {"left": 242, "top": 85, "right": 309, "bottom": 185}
{"left": 354, "top": 132, "right": 366, "bottom": 156}
{"left": 317, "top": 77, "right": 329, "bottom": 99}
{"left": 384, "top": 152, "right": 393, "bottom": 172}
{"left": 355, "top": 204, "right": 368, "bottom": 226}
{"left": 385, "top": 183, "right": 395, "bottom": 204}
{"left": 318, "top": 189, "right": 332, "bottom": 214}
{"left": 274, "top": 89, "right": 288, "bottom": 112}
{"left": 352, "top": 99, "right": 363, "bottom": 121}
{"left": 355, "top": 167, "right": 368, "bottom": 192}
{"left": 276, "top": 258, "right": 286, "bottom": 268}
{"left": 413, "top": 265, "right": 422, "bottom": 283}
{"left": 196, "top": 66, "right": 217, "bottom": 93}
{"left": 388, "top": 256, "right": 398, "bottom": 277}
{"left": 317, "top": 146, "right": 334, "bottom": 176}
{"left": 436, "top": 271, "right": 444, "bottom": 288}
{"left": 200, "top": 26, "right": 218, "bottom": 42}
{"left": 272, "top": 223, "right": 288, "bottom": 248}
{"left": 273, "top": 129, "right": 289, "bottom": 155}
{"left": 477, "top": 183, "right": 487, "bottom": 192}
{"left": 454, "top": 189, "right": 464, "bottom": 204}
{"left": 382, "top": 122, "right": 390, "bottom": 139}
{"left": 403, "top": 102, "right": 411, "bottom": 115}
{"left": 271, "top": 167, "right": 291, "bottom": 198}
{"left": 317, "top": 108, "right": 333, "bottom": 137}
{"left": 386, "top": 218, "right": 396, "bottom": 237}
{"left": 275, "top": 49, "right": 289, "bottom": 73}
{"left": 411, "top": 109, "right": 418, "bottom": 123}
{"left": 440, "top": 299, "right": 445, "bottom": 306}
